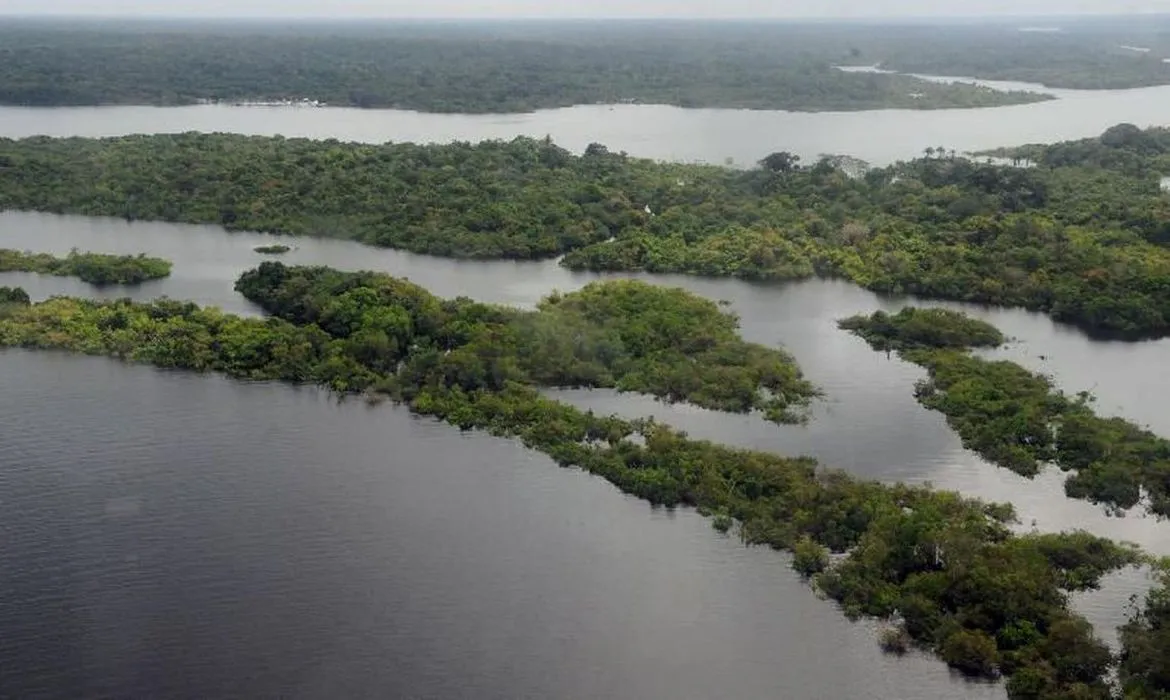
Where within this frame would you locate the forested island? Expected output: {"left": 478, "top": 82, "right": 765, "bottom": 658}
{"left": 0, "top": 21, "right": 1050, "bottom": 112}
{"left": 0, "top": 248, "right": 172, "bottom": 285}
{"left": 0, "top": 267, "right": 1163, "bottom": 697}
{"left": 5, "top": 126, "right": 1170, "bottom": 336}
{"left": 840, "top": 307, "right": 1170, "bottom": 518}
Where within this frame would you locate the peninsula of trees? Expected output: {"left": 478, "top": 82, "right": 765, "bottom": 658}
{"left": 0, "top": 249, "right": 172, "bottom": 285}
{"left": 5, "top": 126, "right": 1170, "bottom": 337}
{"left": 0, "top": 268, "right": 1156, "bottom": 698}
{"left": 840, "top": 307, "right": 1170, "bottom": 517}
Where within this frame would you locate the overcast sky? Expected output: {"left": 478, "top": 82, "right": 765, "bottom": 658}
{"left": 3, "top": 0, "right": 1169, "bottom": 18}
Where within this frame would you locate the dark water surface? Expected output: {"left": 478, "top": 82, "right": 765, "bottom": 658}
{"left": 0, "top": 351, "right": 1004, "bottom": 700}
{"left": 2, "top": 210, "right": 1168, "bottom": 698}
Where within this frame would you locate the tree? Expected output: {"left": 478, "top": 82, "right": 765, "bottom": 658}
{"left": 760, "top": 151, "right": 801, "bottom": 173}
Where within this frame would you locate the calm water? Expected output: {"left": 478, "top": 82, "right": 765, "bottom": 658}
{"left": 1, "top": 77, "right": 1170, "bottom": 166}
{"left": 0, "top": 350, "right": 1008, "bottom": 700}
{"left": 1, "top": 209, "right": 1166, "bottom": 698}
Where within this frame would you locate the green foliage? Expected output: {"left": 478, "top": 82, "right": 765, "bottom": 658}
{"left": 838, "top": 307, "right": 1005, "bottom": 351}
{"left": 0, "top": 286, "right": 30, "bottom": 305}
{"left": 8, "top": 126, "right": 1170, "bottom": 336}
{"left": 940, "top": 628, "right": 1001, "bottom": 678}
{"left": 0, "top": 23, "right": 1048, "bottom": 112}
{"left": 845, "top": 306, "right": 1170, "bottom": 517}
{"left": 791, "top": 536, "right": 829, "bottom": 577}
{"left": 233, "top": 263, "right": 819, "bottom": 421}
{"left": 1120, "top": 565, "right": 1170, "bottom": 699}
{"left": 0, "top": 134, "right": 699, "bottom": 260}
{"left": 0, "top": 248, "right": 171, "bottom": 285}
{"left": 0, "top": 262, "right": 1144, "bottom": 696}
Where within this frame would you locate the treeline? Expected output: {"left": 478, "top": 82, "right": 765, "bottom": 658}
{"left": 0, "top": 135, "right": 686, "bottom": 259}
{"left": 0, "top": 23, "right": 1047, "bottom": 112}
{"left": 7, "top": 128, "right": 1170, "bottom": 337}
{"left": 840, "top": 307, "right": 1170, "bottom": 517}
{"left": 0, "top": 248, "right": 172, "bottom": 285}
{"left": 0, "top": 266, "right": 1156, "bottom": 697}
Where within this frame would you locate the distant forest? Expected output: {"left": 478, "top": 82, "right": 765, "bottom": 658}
{"left": 0, "top": 20, "right": 1060, "bottom": 112}
{"left": 5, "top": 18, "right": 1170, "bottom": 113}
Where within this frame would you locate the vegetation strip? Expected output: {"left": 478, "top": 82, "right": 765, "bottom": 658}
{"left": 0, "top": 267, "right": 1163, "bottom": 698}
{"left": 840, "top": 307, "right": 1170, "bottom": 517}
{"left": 5, "top": 126, "right": 1170, "bottom": 336}
{"left": 0, "top": 248, "right": 172, "bottom": 285}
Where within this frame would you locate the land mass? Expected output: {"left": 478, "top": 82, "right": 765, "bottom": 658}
{"left": 0, "top": 21, "right": 1049, "bottom": 112}
{"left": 841, "top": 307, "right": 1170, "bottom": 518}
{"left": 5, "top": 126, "right": 1170, "bottom": 337}
{"left": 0, "top": 269, "right": 1154, "bottom": 698}
{"left": 0, "top": 248, "right": 172, "bottom": 285}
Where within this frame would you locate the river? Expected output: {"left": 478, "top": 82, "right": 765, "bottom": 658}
{"left": 1, "top": 76, "right": 1170, "bottom": 166}
{"left": 2, "top": 209, "right": 1166, "bottom": 698}
{"left": 3, "top": 84, "right": 1170, "bottom": 697}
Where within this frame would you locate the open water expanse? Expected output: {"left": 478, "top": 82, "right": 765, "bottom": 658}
{"left": 3, "top": 81, "right": 1170, "bottom": 697}
{"left": 1, "top": 74, "right": 1170, "bottom": 165}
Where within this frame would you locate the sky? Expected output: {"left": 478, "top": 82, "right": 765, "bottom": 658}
{"left": 2, "top": 0, "right": 1169, "bottom": 18}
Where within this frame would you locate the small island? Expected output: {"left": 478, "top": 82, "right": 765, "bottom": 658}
{"left": 838, "top": 307, "right": 1005, "bottom": 352}
{"left": 842, "top": 307, "right": 1170, "bottom": 517}
{"left": 0, "top": 249, "right": 172, "bottom": 286}
{"left": 253, "top": 244, "right": 291, "bottom": 255}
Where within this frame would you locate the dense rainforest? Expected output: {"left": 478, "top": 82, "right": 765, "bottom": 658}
{"left": 0, "top": 248, "right": 172, "bottom": 285}
{"left": 0, "top": 268, "right": 1156, "bottom": 698}
{"left": 0, "top": 21, "right": 1049, "bottom": 112}
{"left": 6, "top": 126, "right": 1170, "bottom": 336}
{"left": 840, "top": 307, "right": 1170, "bottom": 518}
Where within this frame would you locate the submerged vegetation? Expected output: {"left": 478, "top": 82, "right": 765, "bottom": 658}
{"left": 253, "top": 244, "right": 291, "bottom": 255}
{"left": 7, "top": 125, "right": 1170, "bottom": 336}
{"left": 0, "top": 262, "right": 1151, "bottom": 698}
{"left": 841, "top": 308, "right": 1170, "bottom": 517}
{"left": 0, "top": 249, "right": 172, "bottom": 285}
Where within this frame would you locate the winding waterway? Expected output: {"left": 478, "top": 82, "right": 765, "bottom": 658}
{"left": 4, "top": 81, "right": 1170, "bottom": 697}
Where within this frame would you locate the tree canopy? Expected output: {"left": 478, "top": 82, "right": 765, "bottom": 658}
{"left": 0, "top": 22, "right": 1049, "bottom": 112}
{"left": 7, "top": 126, "right": 1170, "bottom": 337}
